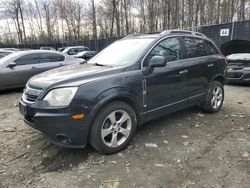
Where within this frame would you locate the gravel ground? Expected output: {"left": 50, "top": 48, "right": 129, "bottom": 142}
{"left": 0, "top": 85, "right": 249, "bottom": 188}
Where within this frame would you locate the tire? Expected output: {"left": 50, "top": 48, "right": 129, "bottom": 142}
{"left": 201, "top": 81, "right": 224, "bottom": 113}
{"left": 89, "top": 101, "right": 137, "bottom": 154}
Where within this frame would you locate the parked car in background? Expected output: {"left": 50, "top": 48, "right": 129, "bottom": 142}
{"left": 226, "top": 53, "right": 250, "bottom": 84}
{"left": 74, "top": 51, "right": 97, "bottom": 60}
{"left": 62, "top": 46, "right": 90, "bottom": 55}
{"left": 1, "top": 48, "right": 19, "bottom": 52}
{"left": 19, "top": 30, "right": 227, "bottom": 154}
{"left": 40, "top": 47, "right": 55, "bottom": 51}
{"left": 0, "top": 49, "right": 14, "bottom": 58}
{"left": 57, "top": 47, "right": 65, "bottom": 52}
{"left": 0, "top": 50, "right": 83, "bottom": 91}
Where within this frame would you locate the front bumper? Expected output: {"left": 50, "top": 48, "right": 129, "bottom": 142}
{"left": 226, "top": 69, "right": 250, "bottom": 84}
{"left": 19, "top": 100, "right": 91, "bottom": 148}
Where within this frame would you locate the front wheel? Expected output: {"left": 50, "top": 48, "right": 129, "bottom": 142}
{"left": 89, "top": 101, "right": 137, "bottom": 154}
{"left": 201, "top": 81, "right": 224, "bottom": 113}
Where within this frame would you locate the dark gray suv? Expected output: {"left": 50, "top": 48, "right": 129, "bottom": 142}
{"left": 19, "top": 30, "right": 227, "bottom": 154}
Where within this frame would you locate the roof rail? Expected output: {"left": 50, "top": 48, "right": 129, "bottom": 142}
{"left": 160, "top": 29, "right": 206, "bottom": 37}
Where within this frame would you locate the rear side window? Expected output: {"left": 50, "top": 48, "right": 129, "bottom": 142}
{"left": 41, "top": 53, "right": 65, "bottom": 63}
{"left": 205, "top": 41, "right": 219, "bottom": 55}
{"left": 15, "top": 54, "right": 40, "bottom": 65}
{"left": 183, "top": 37, "right": 207, "bottom": 58}
{"left": 83, "top": 47, "right": 90, "bottom": 51}
{"left": 144, "top": 37, "right": 182, "bottom": 67}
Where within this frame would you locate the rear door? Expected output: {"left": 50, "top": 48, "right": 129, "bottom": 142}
{"left": 180, "top": 37, "right": 209, "bottom": 97}
{"left": 204, "top": 40, "right": 222, "bottom": 80}
{"left": 37, "top": 53, "right": 66, "bottom": 73}
{"left": 1, "top": 53, "right": 40, "bottom": 87}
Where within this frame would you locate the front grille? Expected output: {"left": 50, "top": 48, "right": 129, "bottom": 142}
{"left": 25, "top": 93, "right": 38, "bottom": 102}
{"left": 22, "top": 86, "right": 42, "bottom": 103}
{"left": 227, "top": 72, "right": 243, "bottom": 78}
{"left": 245, "top": 74, "right": 250, "bottom": 79}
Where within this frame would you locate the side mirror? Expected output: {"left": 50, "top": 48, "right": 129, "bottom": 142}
{"left": 7, "top": 62, "right": 17, "bottom": 68}
{"left": 67, "top": 51, "right": 75, "bottom": 55}
{"left": 144, "top": 56, "right": 166, "bottom": 75}
{"left": 79, "top": 59, "right": 87, "bottom": 64}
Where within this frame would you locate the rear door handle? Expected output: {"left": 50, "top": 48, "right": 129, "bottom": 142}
{"left": 208, "top": 64, "right": 214, "bottom": 67}
{"left": 179, "top": 70, "right": 188, "bottom": 74}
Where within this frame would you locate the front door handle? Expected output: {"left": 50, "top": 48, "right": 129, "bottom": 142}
{"left": 179, "top": 70, "right": 188, "bottom": 74}
{"left": 208, "top": 64, "right": 214, "bottom": 67}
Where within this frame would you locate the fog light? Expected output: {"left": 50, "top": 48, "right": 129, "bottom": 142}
{"left": 72, "top": 114, "right": 85, "bottom": 119}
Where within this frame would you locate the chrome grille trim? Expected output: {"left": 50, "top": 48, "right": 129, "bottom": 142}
{"left": 22, "top": 85, "right": 42, "bottom": 103}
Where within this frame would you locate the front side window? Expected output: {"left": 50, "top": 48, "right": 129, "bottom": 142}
{"left": 183, "top": 37, "right": 207, "bottom": 58}
{"left": 14, "top": 54, "right": 40, "bottom": 65}
{"left": 144, "top": 37, "right": 182, "bottom": 67}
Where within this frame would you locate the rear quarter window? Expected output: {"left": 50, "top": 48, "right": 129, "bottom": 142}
{"left": 205, "top": 41, "right": 219, "bottom": 55}
{"left": 41, "top": 53, "right": 65, "bottom": 63}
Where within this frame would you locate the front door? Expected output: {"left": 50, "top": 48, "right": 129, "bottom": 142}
{"left": 1, "top": 53, "right": 40, "bottom": 88}
{"left": 143, "top": 37, "right": 185, "bottom": 112}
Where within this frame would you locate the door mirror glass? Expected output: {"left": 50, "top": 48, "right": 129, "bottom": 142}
{"left": 148, "top": 56, "right": 167, "bottom": 68}
{"left": 144, "top": 56, "right": 167, "bottom": 75}
{"left": 7, "top": 62, "right": 17, "bottom": 68}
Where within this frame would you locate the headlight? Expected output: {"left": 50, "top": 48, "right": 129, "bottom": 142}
{"left": 43, "top": 87, "right": 78, "bottom": 107}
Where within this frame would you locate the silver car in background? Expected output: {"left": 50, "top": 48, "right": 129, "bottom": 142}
{"left": 0, "top": 49, "right": 15, "bottom": 59}
{"left": 62, "top": 46, "right": 90, "bottom": 55}
{"left": 0, "top": 50, "right": 83, "bottom": 90}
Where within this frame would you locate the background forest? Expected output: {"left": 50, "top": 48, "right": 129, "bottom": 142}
{"left": 0, "top": 0, "right": 249, "bottom": 45}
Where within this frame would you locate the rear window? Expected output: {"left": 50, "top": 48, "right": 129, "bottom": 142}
{"left": 205, "top": 41, "right": 219, "bottom": 55}
{"left": 41, "top": 53, "right": 65, "bottom": 63}
{"left": 183, "top": 37, "right": 207, "bottom": 58}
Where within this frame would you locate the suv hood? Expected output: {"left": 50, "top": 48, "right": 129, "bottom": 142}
{"left": 28, "top": 63, "right": 118, "bottom": 89}
{"left": 227, "top": 60, "right": 250, "bottom": 70}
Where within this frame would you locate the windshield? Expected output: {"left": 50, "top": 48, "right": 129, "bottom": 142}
{"left": 88, "top": 38, "right": 154, "bottom": 67}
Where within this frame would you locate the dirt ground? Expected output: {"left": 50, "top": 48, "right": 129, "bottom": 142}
{"left": 0, "top": 85, "right": 249, "bottom": 188}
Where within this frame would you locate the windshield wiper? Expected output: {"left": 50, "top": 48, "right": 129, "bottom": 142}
{"left": 94, "top": 63, "right": 114, "bottom": 67}
{"left": 94, "top": 63, "right": 105, "bottom": 66}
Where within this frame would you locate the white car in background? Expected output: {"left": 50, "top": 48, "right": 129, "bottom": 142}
{"left": 62, "top": 46, "right": 90, "bottom": 55}
{"left": 226, "top": 53, "right": 250, "bottom": 84}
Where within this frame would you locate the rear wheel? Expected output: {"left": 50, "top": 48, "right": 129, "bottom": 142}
{"left": 201, "top": 81, "right": 224, "bottom": 113}
{"left": 89, "top": 101, "right": 137, "bottom": 154}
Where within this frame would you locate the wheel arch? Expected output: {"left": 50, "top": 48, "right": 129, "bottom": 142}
{"left": 210, "top": 74, "right": 226, "bottom": 85}
{"left": 88, "top": 89, "right": 143, "bottom": 128}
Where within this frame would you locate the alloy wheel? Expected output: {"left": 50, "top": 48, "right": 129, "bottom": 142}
{"left": 211, "top": 86, "right": 223, "bottom": 109}
{"left": 101, "top": 110, "right": 132, "bottom": 147}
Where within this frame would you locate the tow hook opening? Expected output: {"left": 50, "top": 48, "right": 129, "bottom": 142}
{"left": 56, "top": 134, "right": 72, "bottom": 144}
